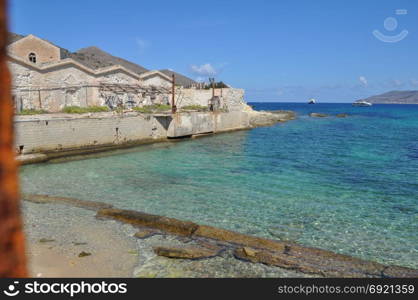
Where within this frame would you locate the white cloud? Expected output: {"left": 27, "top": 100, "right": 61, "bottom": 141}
{"left": 136, "top": 38, "right": 150, "bottom": 54}
{"left": 359, "top": 76, "right": 368, "bottom": 87}
{"left": 190, "top": 63, "right": 218, "bottom": 77}
{"left": 195, "top": 76, "right": 206, "bottom": 83}
{"left": 410, "top": 79, "right": 418, "bottom": 87}
{"left": 391, "top": 79, "right": 403, "bottom": 87}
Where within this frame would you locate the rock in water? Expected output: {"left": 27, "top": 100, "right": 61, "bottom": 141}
{"left": 336, "top": 113, "right": 348, "bottom": 118}
{"left": 72, "top": 242, "right": 87, "bottom": 246}
{"left": 153, "top": 245, "right": 221, "bottom": 259}
{"left": 247, "top": 110, "right": 296, "bottom": 127}
{"left": 78, "top": 251, "right": 91, "bottom": 258}
{"left": 134, "top": 228, "right": 160, "bottom": 239}
{"left": 96, "top": 208, "right": 199, "bottom": 236}
{"left": 309, "top": 113, "right": 329, "bottom": 118}
{"left": 39, "top": 238, "right": 55, "bottom": 243}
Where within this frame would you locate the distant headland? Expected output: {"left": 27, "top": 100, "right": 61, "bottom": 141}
{"left": 358, "top": 90, "right": 418, "bottom": 104}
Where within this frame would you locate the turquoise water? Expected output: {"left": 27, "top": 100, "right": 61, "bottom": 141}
{"left": 20, "top": 103, "right": 418, "bottom": 268}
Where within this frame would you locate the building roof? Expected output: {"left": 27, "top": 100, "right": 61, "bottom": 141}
{"left": 159, "top": 69, "right": 197, "bottom": 87}
{"left": 8, "top": 53, "right": 143, "bottom": 81}
{"left": 70, "top": 46, "right": 149, "bottom": 75}
{"left": 8, "top": 33, "right": 199, "bottom": 87}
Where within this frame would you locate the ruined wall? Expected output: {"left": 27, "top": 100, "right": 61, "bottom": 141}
{"left": 176, "top": 88, "right": 246, "bottom": 111}
{"left": 8, "top": 35, "right": 60, "bottom": 64}
{"left": 9, "top": 61, "right": 96, "bottom": 112}
{"left": 9, "top": 57, "right": 246, "bottom": 113}
{"left": 8, "top": 60, "right": 157, "bottom": 112}
{"left": 97, "top": 70, "right": 143, "bottom": 109}
{"left": 15, "top": 111, "right": 251, "bottom": 154}
{"left": 142, "top": 74, "right": 171, "bottom": 88}
{"left": 41, "top": 65, "right": 94, "bottom": 111}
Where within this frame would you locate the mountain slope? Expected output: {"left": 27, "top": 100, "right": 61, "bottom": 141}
{"left": 361, "top": 90, "right": 418, "bottom": 104}
{"left": 159, "top": 69, "right": 197, "bottom": 87}
{"left": 71, "top": 46, "right": 149, "bottom": 74}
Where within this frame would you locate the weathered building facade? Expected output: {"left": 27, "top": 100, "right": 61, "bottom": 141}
{"left": 7, "top": 34, "right": 175, "bottom": 112}
{"left": 7, "top": 33, "right": 247, "bottom": 113}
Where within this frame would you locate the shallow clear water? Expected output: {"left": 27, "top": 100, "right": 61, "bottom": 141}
{"left": 20, "top": 103, "right": 418, "bottom": 268}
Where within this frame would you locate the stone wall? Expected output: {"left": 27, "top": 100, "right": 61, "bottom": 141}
{"left": 8, "top": 60, "right": 155, "bottom": 112}
{"left": 175, "top": 88, "right": 246, "bottom": 111}
{"left": 9, "top": 58, "right": 246, "bottom": 113}
{"left": 142, "top": 74, "right": 171, "bottom": 88}
{"left": 14, "top": 111, "right": 251, "bottom": 154}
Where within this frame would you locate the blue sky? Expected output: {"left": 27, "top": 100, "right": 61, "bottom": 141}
{"left": 8, "top": 0, "right": 418, "bottom": 102}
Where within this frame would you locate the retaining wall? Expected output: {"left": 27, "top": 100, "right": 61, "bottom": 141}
{"left": 14, "top": 111, "right": 250, "bottom": 154}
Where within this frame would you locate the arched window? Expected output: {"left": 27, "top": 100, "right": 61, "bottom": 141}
{"left": 28, "top": 52, "right": 36, "bottom": 63}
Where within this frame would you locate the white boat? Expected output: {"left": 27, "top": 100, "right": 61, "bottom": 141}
{"left": 353, "top": 100, "right": 372, "bottom": 107}
{"left": 308, "top": 98, "right": 316, "bottom": 104}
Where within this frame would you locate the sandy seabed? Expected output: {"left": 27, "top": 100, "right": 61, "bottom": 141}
{"left": 22, "top": 201, "right": 313, "bottom": 278}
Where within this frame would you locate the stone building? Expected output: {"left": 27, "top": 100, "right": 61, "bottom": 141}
{"left": 7, "top": 33, "right": 197, "bottom": 112}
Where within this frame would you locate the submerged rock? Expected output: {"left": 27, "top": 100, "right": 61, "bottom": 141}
{"left": 153, "top": 245, "right": 221, "bottom": 259}
{"left": 23, "top": 194, "right": 113, "bottom": 211}
{"left": 309, "top": 113, "right": 329, "bottom": 118}
{"left": 382, "top": 265, "right": 418, "bottom": 278}
{"left": 134, "top": 228, "right": 160, "bottom": 239}
{"left": 135, "top": 248, "right": 312, "bottom": 278}
{"left": 39, "top": 238, "right": 55, "bottom": 243}
{"left": 96, "top": 208, "right": 199, "bottom": 236}
{"left": 234, "top": 247, "right": 318, "bottom": 274}
{"left": 78, "top": 251, "right": 91, "bottom": 258}
{"left": 336, "top": 113, "right": 348, "bottom": 118}
{"left": 234, "top": 246, "right": 382, "bottom": 277}
{"left": 268, "top": 224, "right": 303, "bottom": 242}
{"left": 72, "top": 242, "right": 87, "bottom": 246}
{"left": 194, "top": 225, "right": 286, "bottom": 253}
{"left": 247, "top": 110, "right": 296, "bottom": 127}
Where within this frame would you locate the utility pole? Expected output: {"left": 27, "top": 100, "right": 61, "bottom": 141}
{"left": 171, "top": 74, "right": 176, "bottom": 114}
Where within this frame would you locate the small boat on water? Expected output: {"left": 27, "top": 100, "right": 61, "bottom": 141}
{"left": 353, "top": 100, "right": 372, "bottom": 107}
{"left": 308, "top": 98, "right": 316, "bottom": 104}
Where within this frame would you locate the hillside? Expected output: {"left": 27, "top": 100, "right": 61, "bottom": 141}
{"left": 360, "top": 90, "right": 418, "bottom": 104}
{"left": 71, "top": 46, "right": 149, "bottom": 74}
{"left": 159, "top": 69, "right": 196, "bottom": 87}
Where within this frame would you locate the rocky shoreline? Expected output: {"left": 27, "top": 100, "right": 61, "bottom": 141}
{"left": 22, "top": 194, "right": 418, "bottom": 278}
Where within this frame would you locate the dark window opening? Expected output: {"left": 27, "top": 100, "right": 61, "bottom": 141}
{"left": 28, "top": 52, "right": 36, "bottom": 63}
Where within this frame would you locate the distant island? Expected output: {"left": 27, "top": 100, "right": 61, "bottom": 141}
{"left": 358, "top": 90, "right": 418, "bottom": 104}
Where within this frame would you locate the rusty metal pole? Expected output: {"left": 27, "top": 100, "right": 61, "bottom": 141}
{"left": 171, "top": 74, "right": 176, "bottom": 114}
{"left": 0, "top": 0, "right": 27, "bottom": 277}
{"left": 38, "top": 88, "right": 41, "bottom": 110}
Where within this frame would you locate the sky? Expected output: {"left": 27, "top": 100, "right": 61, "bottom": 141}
{"left": 8, "top": 0, "right": 418, "bottom": 102}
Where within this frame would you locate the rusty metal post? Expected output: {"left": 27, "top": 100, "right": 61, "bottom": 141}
{"left": 210, "top": 78, "right": 215, "bottom": 98}
{"left": 38, "top": 88, "right": 41, "bottom": 110}
{"left": 171, "top": 74, "right": 176, "bottom": 114}
{"left": 0, "top": 0, "right": 27, "bottom": 277}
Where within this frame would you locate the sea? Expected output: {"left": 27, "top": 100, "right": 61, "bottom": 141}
{"left": 20, "top": 103, "right": 418, "bottom": 268}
